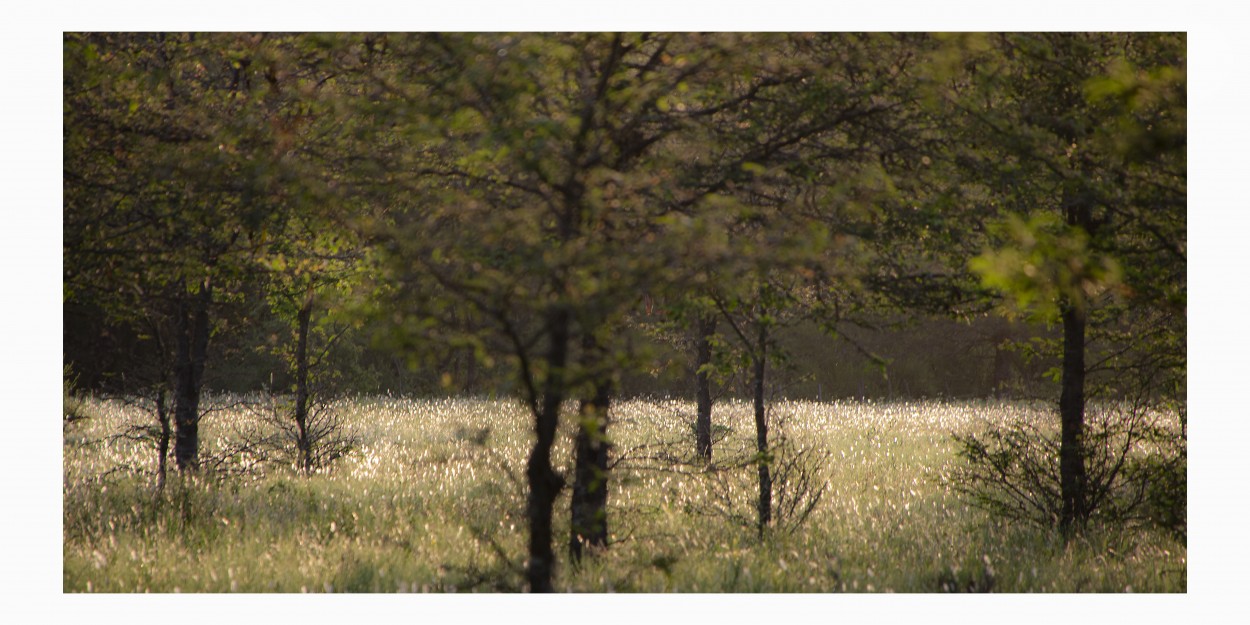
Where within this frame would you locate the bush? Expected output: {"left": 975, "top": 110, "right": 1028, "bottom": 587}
{"left": 951, "top": 402, "right": 1185, "bottom": 535}
{"left": 233, "top": 392, "right": 359, "bottom": 475}
{"left": 686, "top": 431, "right": 829, "bottom": 536}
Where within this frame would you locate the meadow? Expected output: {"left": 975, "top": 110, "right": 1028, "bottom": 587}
{"left": 63, "top": 396, "right": 1186, "bottom": 593}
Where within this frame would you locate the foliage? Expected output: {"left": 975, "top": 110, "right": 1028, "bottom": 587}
{"left": 969, "top": 212, "right": 1123, "bottom": 321}
{"left": 954, "top": 32, "right": 1186, "bottom": 386}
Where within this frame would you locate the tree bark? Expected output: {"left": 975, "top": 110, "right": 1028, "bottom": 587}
{"left": 1058, "top": 190, "right": 1093, "bottom": 534}
{"left": 753, "top": 321, "right": 772, "bottom": 538}
{"left": 569, "top": 337, "right": 612, "bottom": 563}
{"left": 173, "top": 279, "right": 211, "bottom": 472}
{"left": 156, "top": 386, "right": 170, "bottom": 491}
{"left": 294, "top": 292, "right": 313, "bottom": 475}
{"left": 694, "top": 314, "right": 716, "bottom": 462}
{"left": 1058, "top": 297, "right": 1088, "bottom": 533}
{"left": 525, "top": 306, "right": 570, "bottom": 592}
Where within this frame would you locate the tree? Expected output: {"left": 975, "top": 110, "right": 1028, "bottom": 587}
{"left": 669, "top": 33, "right": 956, "bottom": 533}
{"left": 353, "top": 33, "right": 754, "bottom": 591}
{"left": 568, "top": 331, "right": 614, "bottom": 561}
{"left": 66, "top": 34, "right": 275, "bottom": 471}
{"left": 943, "top": 33, "right": 1185, "bottom": 533}
{"left": 255, "top": 213, "right": 364, "bottom": 474}
{"left": 246, "top": 36, "right": 372, "bottom": 474}
{"left": 692, "top": 313, "right": 718, "bottom": 460}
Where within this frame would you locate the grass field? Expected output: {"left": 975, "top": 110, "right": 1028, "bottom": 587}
{"left": 63, "top": 396, "right": 1186, "bottom": 592}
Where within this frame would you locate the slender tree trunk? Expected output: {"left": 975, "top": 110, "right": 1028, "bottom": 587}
{"left": 753, "top": 322, "right": 772, "bottom": 538}
{"left": 569, "top": 338, "right": 612, "bottom": 563}
{"left": 172, "top": 304, "right": 197, "bottom": 471}
{"left": 1058, "top": 191, "right": 1092, "bottom": 534}
{"left": 526, "top": 306, "right": 570, "bottom": 593}
{"left": 990, "top": 326, "right": 1014, "bottom": 398}
{"left": 156, "top": 386, "right": 170, "bottom": 491}
{"left": 173, "top": 279, "right": 211, "bottom": 472}
{"left": 695, "top": 314, "right": 716, "bottom": 462}
{"left": 294, "top": 292, "right": 313, "bottom": 475}
{"left": 1058, "top": 297, "right": 1088, "bottom": 533}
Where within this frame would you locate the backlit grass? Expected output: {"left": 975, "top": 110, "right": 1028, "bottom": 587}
{"left": 63, "top": 396, "right": 1185, "bottom": 592}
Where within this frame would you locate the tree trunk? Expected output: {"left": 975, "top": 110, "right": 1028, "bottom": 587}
{"left": 1058, "top": 297, "right": 1088, "bottom": 533}
{"left": 156, "top": 386, "right": 170, "bottom": 491}
{"left": 294, "top": 292, "right": 313, "bottom": 475}
{"left": 569, "top": 339, "right": 612, "bottom": 563}
{"left": 526, "top": 306, "right": 570, "bottom": 593}
{"left": 989, "top": 322, "right": 1016, "bottom": 398}
{"left": 753, "top": 322, "right": 772, "bottom": 538}
{"left": 1058, "top": 190, "right": 1093, "bottom": 534}
{"left": 694, "top": 314, "right": 716, "bottom": 462}
{"left": 173, "top": 279, "right": 211, "bottom": 472}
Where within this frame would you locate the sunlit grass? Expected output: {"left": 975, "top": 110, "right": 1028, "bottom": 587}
{"left": 63, "top": 396, "right": 1185, "bottom": 592}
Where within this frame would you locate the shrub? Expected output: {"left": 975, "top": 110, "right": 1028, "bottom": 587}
{"left": 233, "top": 392, "right": 359, "bottom": 475}
{"left": 950, "top": 401, "right": 1185, "bottom": 535}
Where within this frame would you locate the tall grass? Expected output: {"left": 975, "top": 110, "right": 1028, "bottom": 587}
{"left": 63, "top": 396, "right": 1185, "bottom": 592}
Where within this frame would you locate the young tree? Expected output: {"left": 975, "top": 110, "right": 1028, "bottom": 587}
{"left": 673, "top": 34, "right": 954, "bottom": 532}
{"left": 692, "top": 310, "right": 718, "bottom": 461}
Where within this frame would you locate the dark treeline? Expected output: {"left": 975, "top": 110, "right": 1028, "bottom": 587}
{"left": 66, "top": 298, "right": 1052, "bottom": 400}
{"left": 64, "top": 33, "right": 1185, "bottom": 591}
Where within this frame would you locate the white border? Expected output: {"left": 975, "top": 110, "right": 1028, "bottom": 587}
{"left": 6, "top": 2, "right": 1242, "bottom": 622}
